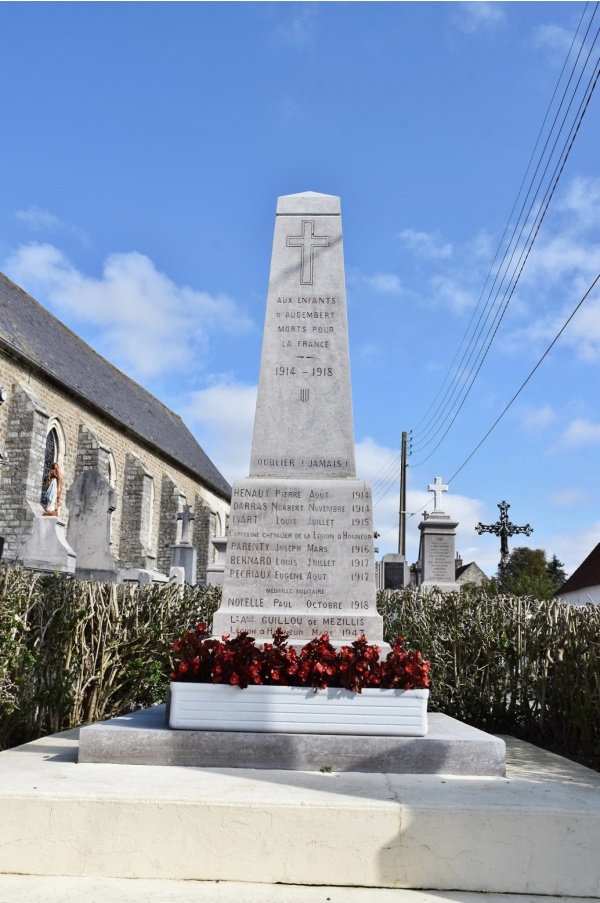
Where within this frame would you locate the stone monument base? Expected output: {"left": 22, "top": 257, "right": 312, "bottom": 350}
{"left": 3, "top": 724, "right": 599, "bottom": 894}
{"left": 17, "top": 516, "right": 76, "bottom": 574}
{"left": 75, "top": 567, "right": 118, "bottom": 583}
{"left": 170, "top": 543, "right": 197, "bottom": 585}
{"left": 78, "top": 704, "right": 505, "bottom": 776}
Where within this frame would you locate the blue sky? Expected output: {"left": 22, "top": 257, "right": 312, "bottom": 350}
{"left": 1, "top": 2, "right": 600, "bottom": 577}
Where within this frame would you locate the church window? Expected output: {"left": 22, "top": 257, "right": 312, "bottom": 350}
{"left": 40, "top": 427, "right": 59, "bottom": 505}
{"left": 40, "top": 419, "right": 66, "bottom": 513}
{"left": 107, "top": 452, "right": 117, "bottom": 488}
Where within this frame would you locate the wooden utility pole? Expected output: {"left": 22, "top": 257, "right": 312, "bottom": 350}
{"left": 398, "top": 431, "right": 407, "bottom": 556}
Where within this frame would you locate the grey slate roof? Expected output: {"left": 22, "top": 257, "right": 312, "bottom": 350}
{"left": 558, "top": 542, "right": 600, "bottom": 595}
{"left": 0, "top": 272, "right": 231, "bottom": 500}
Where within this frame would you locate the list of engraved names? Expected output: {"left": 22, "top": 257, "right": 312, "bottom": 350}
{"left": 215, "top": 480, "right": 376, "bottom": 640}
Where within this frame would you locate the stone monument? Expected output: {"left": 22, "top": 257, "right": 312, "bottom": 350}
{"left": 170, "top": 503, "right": 198, "bottom": 585}
{"left": 417, "top": 477, "right": 458, "bottom": 592}
{"left": 17, "top": 516, "right": 76, "bottom": 575}
{"left": 380, "top": 553, "right": 410, "bottom": 589}
{"left": 213, "top": 192, "right": 382, "bottom": 646}
{"left": 66, "top": 469, "right": 118, "bottom": 582}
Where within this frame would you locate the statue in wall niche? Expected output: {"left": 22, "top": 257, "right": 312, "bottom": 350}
{"left": 42, "top": 462, "right": 63, "bottom": 516}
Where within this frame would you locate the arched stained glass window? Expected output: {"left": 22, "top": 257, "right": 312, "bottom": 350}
{"left": 40, "top": 428, "right": 58, "bottom": 505}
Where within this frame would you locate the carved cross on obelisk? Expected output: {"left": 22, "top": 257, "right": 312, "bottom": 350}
{"left": 286, "top": 219, "right": 330, "bottom": 285}
{"left": 476, "top": 500, "right": 533, "bottom": 575}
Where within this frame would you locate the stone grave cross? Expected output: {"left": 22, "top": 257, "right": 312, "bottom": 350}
{"left": 177, "top": 504, "right": 196, "bottom": 544}
{"left": 428, "top": 476, "right": 448, "bottom": 512}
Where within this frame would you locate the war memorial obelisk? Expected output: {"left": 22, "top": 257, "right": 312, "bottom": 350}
{"left": 213, "top": 191, "right": 383, "bottom": 645}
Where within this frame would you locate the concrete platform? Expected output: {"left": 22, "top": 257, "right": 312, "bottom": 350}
{"left": 0, "top": 879, "right": 596, "bottom": 903}
{"left": 78, "top": 705, "right": 506, "bottom": 775}
{"left": 1, "top": 721, "right": 599, "bottom": 895}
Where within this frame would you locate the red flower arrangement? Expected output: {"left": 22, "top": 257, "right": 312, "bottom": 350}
{"left": 171, "top": 625, "right": 430, "bottom": 693}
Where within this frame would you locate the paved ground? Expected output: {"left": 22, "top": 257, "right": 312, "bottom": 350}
{"left": 0, "top": 878, "right": 597, "bottom": 903}
{"left": 1, "top": 730, "right": 599, "bottom": 898}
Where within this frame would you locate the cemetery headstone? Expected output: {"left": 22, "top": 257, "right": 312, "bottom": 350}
{"left": 213, "top": 192, "right": 382, "bottom": 645}
{"left": 381, "top": 553, "right": 409, "bottom": 589}
{"left": 66, "top": 469, "right": 118, "bottom": 582}
{"left": 417, "top": 476, "right": 458, "bottom": 591}
{"left": 170, "top": 503, "right": 198, "bottom": 585}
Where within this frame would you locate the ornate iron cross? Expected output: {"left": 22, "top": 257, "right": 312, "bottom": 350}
{"left": 476, "top": 501, "right": 533, "bottom": 569}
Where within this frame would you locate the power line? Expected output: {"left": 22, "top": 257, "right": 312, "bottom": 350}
{"left": 446, "top": 273, "right": 600, "bottom": 485}
{"left": 376, "top": 273, "right": 600, "bottom": 536}
{"left": 369, "top": 4, "right": 600, "bottom": 501}
{"left": 411, "top": 32, "right": 600, "bottom": 465}
{"left": 410, "top": 7, "right": 600, "bottom": 457}
{"left": 411, "top": 1, "right": 595, "bottom": 438}
{"left": 414, "top": 3, "right": 598, "bottom": 433}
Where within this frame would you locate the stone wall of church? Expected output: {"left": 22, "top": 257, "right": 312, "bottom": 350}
{"left": 0, "top": 352, "right": 230, "bottom": 582}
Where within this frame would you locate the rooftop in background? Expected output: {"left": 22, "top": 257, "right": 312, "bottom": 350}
{"left": 0, "top": 272, "right": 231, "bottom": 501}
{"left": 558, "top": 542, "right": 600, "bottom": 596}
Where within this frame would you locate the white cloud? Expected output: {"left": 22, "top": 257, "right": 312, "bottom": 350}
{"left": 15, "top": 207, "right": 90, "bottom": 245}
{"left": 356, "top": 436, "right": 492, "bottom": 570}
{"left": 15, "top": 207, "right": 62, "bottom": 232}
{"left": 521, "top": 234, "right": 600, "bottom": 283}
{"left": 553, "top": 418, "right": 600, "bottom": 451}
{"left": 184, "top": 379, "right": 257, "bottom": 485}
{"left": 3, "top": 242, "right": 252, "bottom": 381}
{"left": 557, "top": 176, "right": 600, "bottom": 231}
{"left": 358, "top": 343, "right": 380, "bottom": 361}
{"left": 533, "top": 23, "right": 578, "bottom": 64}
{"left": 520, "top": 404, "right": 556, "bottom": 432}
{"left": 429, "top": 274, "right": 475, "bottom": 314}
{"left": 548, "top": 521, "right": 600, "bottom": 578}
{"left": 397, "top": 228, "right": 453, "bottom": 260}
{"left": 363, "top": 272, "right": 403, "bottom": 294}
{"left": 276, "top": 5, "right": 317, "bottom": 47}
{"left": 549, "top": 488, "right": 587, "bottom": 508}
{"left": 466, "top": 230, "right": 495, "bottom": 260}
{"left": 493, "top": 177, "right": 600, "bottom": 360}
{"left": 454, "top": 2, "right": 506, "bottom": 34}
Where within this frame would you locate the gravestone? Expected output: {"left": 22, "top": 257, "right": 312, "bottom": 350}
{"left": 66, "top": 470, "right": 118, "bottom": 582}
{"left": 213, "top": 192, "right": 382, "bottom": 645}
{"left": 417, "top": 477, "right": 458, "bottom": 592}
{"left": 170, "top": 503, "right": 198, "bottom": 585}
{"left": 381, "top": 553, "right": 409, "bottom": 589}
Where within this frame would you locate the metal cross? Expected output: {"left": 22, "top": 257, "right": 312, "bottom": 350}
{"left": 476, "top": 501, "right": 533, "bottom": 569}
{"left": 286, "top": 220, "right": 330, "bottom": 285}
{"left": 176, "top": 503, "right": 196, "bottom": 544}
{"left": 428, "top": 476, "right": 448, "bottom": 512}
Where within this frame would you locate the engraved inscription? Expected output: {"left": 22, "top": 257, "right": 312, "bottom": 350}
{"left": 213, "top": 478, "right": 379, "bottom": 642}
{"left": 426, "top": 535, "right": 454, "bottom": 580}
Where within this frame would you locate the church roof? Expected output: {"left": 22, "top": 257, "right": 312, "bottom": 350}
{"left": 558, "top": 542, "right": 600, "bottom": 595}
{"left": 0, "top": 272, "right": 231, "bottom": 500}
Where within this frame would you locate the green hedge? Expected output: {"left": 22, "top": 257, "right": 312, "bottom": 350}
{"left": 0, "top": 567, "right": 220, "bottom": 750}
{"left": 379, "top": 586, "right": 600, "bottom": 766}
{"left": 2, "top": 570, "right": 599, "bottom": 768}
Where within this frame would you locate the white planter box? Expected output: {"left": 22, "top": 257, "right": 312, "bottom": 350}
{"left": 169, "top": 683, "right": 428, "bottom": 736}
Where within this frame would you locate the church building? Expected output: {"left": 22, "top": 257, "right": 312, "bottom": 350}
{"left": 0, "top": 272, "right": 231, "bottom": 583}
